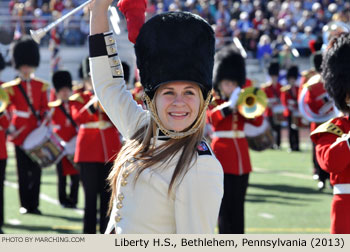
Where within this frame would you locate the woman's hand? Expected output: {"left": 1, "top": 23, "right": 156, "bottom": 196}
{"left": 89, "top": 0, "right": 113, "bottom": 35}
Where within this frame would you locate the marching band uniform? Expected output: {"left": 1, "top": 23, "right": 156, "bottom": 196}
{"left": 0, "top": 95, "right": 9, "bottom": 233}
{"left": 2, "top": 36, "right": 48, "bottom": 214}
{"left": 262, "top": 62, "right": 283, "bottom": 148}
{"left": 311, "top": 33, "right": 350, "bottom": 234}
{"left": 89, "top": 10, "right": 223, "bottom": 234}
{"left": 311, "top": 117, "right": 350, "bottom": 233}
{"left": 281, "top": 66, "right": 300, "bottom": 151}
{"left": 0, "top": 54, "right": 7, "bottom": 233}
{"left": 208, "top": 45, "right": 263, "bottom": 234}
{"left": 49, "top": 71, "right": 79, "bottom": 208}
{"left": 71, "top": 77, "right": 122, "bottom": 233}
{"left": 301, "top": 52, "right": 331, "bottom": 189}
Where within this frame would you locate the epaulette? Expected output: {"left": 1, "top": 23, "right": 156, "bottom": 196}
{"left": 310, "top": 119, "right": 343, "bottom": 137}
{"left": 260, "top": 82, "right": 272, "bottom": 89}
{"left": 72, "top": 83, "right": 84, "bottom": 92}
{"left": 69, "top": 93, "right": 85, "bottom": 104}
{"left": 197, "top": 141, "right": 212, "bottom": 156}
{"left": 280, "top": 84, "right": 291, "bottom": 92}
{"left": 48, "top": 99, "right": 62, "bottom": 108}
{"left": 32, "top": 77, "right": 50, "bottom": 92}
{"left": 304, "top": 74, "right": 322, "bottom": 89}
{"left": 1, "top": 78, "right": 21, "bottom": 96}
{"left": 1, "top": 78, "right": 21, "bottom": 88}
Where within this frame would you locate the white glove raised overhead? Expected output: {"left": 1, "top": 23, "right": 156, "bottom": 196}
{"left": 227, "top": 87, "right": 241, "bottom": 109}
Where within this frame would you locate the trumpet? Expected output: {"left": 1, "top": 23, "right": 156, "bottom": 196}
{"left": 237, "top": 87, "right": 267, "bottom": 119}
{"left": 0, "top": 87, "right": 9, "bottom": 114}
{"left": 30, "top": 0, "right": 92, "bottom": 43}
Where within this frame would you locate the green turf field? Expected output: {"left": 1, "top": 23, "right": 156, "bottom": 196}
{"left": 2, "top": 130, "right": 333, "bottom": 234}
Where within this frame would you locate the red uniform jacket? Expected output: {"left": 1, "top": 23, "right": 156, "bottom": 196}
{"left": 70, "top": 91, "right": 122, "bottom": 163}
{"left": 280, "top": 84, "right": 299, "bottom": 117}
{"left": 2, "top": 77, "right": 49, "bottom": 146}
{"left": 207, "top": 98, "right": 263, "bottom": 175}
{"left": 0, "top": 111, "right": 9, "bottom": 160}
{"left": 261, "top": 82, "right": 282, "bottom": 117}
{"left": 49, "top": 99, "right": 78, "bottom": 175}
{"left": 311, "top": 117, "right": 350, "bottom": 234}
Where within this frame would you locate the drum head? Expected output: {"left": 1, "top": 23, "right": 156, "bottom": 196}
{"left": 22, "top": 126, "right": 49, "bottom": 150}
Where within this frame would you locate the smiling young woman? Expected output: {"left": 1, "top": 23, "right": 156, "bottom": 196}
{"left": 88, "top": 0, "right": 223, "bottom": 234}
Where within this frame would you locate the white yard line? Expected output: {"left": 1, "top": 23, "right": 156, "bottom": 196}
{"left": 4, "top": 180, "right": 83, "bottom": 216}
{"left": 254, "top": 167, "right": 311, "bottom": 180}
{"left": 258, "top": 213, "right": 275, "bottom": 219}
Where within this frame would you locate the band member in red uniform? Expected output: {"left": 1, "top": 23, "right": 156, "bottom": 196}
{"left": 2, "top": 36, "right": 49, "bottom": 215}
{"left": 311, "top": 33, "right": 350, "bottom": 234}
{"left": 302, "top": 52, "right": 331, "bottom": 190}
{"left": 207, "top": 45, "right": 263, "bottom": 234}
{"left": 281, "top": 65, "right": 300, "bottom": 151}
{"left": 0, "top": 53, "right": 9, "bottom": 232}
{"left": 261, "top": 62, "right": 283, "bottom": 149}
{"left": 71, "top": 58, "right": 122, "bottom": 234}
{"left": 49, "top": 70, "right": 79, "bottom": 208}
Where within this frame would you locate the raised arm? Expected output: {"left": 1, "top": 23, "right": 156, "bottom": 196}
{"left": 89, "top": 0, "right": 148, "bottom": 139}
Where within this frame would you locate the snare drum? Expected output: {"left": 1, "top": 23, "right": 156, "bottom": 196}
{"left": 244, "top": 119, "right": 275, "bottom": 151}
{"left": 22, "top": 126, "right": 65, "bottom": 168}
{"left": 272, "top": 104, "right": 285, "bottom": 125}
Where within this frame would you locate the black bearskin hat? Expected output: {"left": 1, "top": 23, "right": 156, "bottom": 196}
{"left": 268, "top": 62, "right": 280, "bottom": 76}
{"left": 0, "top": 52, "right": 5, "bottom": 71}
{"left": 287, "top": 65, "right": 299, "bottom": 80}
{"left": 134, "top": 11, "right": 215, "bottom": 99}
{"left": 12, "top": 35, "right": 40, "bottom": 69}
{"left": 322, "top": 33, "right": 350, "bottom": 113}
{"left": 312, "top": 52, "right": 323, "bottom": 73}
{"left": 213, "top": 44, "right": 246, "bottom": 90}
{"left": 52, "top": 70, "right": 72, "bottom": 92}
{"left": 78, "top": 57, "right": 90, "bottom": 80}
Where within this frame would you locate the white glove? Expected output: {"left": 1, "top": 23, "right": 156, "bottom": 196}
{"left": 228, "top": 87, "right": 241, "bottom": 109}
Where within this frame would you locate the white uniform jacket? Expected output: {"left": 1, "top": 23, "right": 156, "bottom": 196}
{"left": 89, "top": 31, "right": 224, "bottom": 234}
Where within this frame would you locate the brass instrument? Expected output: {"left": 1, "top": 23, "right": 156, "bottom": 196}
{"left": 237, "top": 87, "right": 267, "bottom": 119}
{"left": 0, "top": 87, "right": 9, "bottom": 113}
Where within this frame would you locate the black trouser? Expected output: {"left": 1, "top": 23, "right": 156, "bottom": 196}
{"left": 15, "top": 146, "right": 41, "bottom": 211}
{"left": 56, "top": 161, "right": 80, "bottom": 206}
{"left": 0, "top": 159, "right": 6, "bottom": 228}
{"left": 219, "top": 173, "right": 249, "bottom": 234}
{"left": 287, "top": 115, "right": 299, "bottom": 151}
{"left": 268, "top": 116, "right": 281, "bottom": 147}
{"left": 312, "top": 143, "right": 329, "bottom": 182}
{"left": 79, "top": 162, "right": 112, "bottom": 234}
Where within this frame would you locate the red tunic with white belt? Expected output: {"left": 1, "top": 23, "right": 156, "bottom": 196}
{"left": 261, "top": 82, "right": 282, "bottom": 117}
{"left": 207, "top": 98, "right": 263, "bottom": 175}
{"left": 1, "top": 77, "right": 49, "bottom": 146}
{"left": 70, "top": 91, "right": 122, "bottom": 163}
{"left": 48, "top": 99, "right": 78, "bottom": 175}
{"left": 280, "top": 84, "right": 299, "bottom": 117}
{"left": 0, "top": 110, "right": 9, "bottom": 160}
{"left": 311, "top": 116, "right": 350, "bottom": 234}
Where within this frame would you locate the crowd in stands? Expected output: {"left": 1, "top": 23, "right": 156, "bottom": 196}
{"left": 2, "top": 0, "right": 350, "bottom": 67}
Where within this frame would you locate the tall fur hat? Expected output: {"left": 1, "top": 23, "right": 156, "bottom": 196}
{"left": 286, "top": 65, "right": 299, "bottom": 79}
{"left": 0, "top": 52, "right": 5, "bottom": 71}
{"left": 134, "top": 11, "right": 215, "bottom": 99}
{"left": 52, "top": 70, "right": 72, "bottom": 92}
{"left": 322, "top": 33, "right": 350, "bottom": 113}
{"left": 12, "top": 35, "right": 40, "bottom": 69}
{"left": 268, "top": 62, "right": 280, "bottom": 76}
{"left": 213, "top": 44, "right": 246, "bottom": 90}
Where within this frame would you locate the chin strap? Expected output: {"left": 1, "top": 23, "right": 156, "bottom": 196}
{"left": 143, "top": 91, "right": 212, "bottom": 139}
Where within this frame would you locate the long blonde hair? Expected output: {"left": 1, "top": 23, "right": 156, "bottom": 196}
{"left": 107, "top": 89, "right": 208, "bottom": 214}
